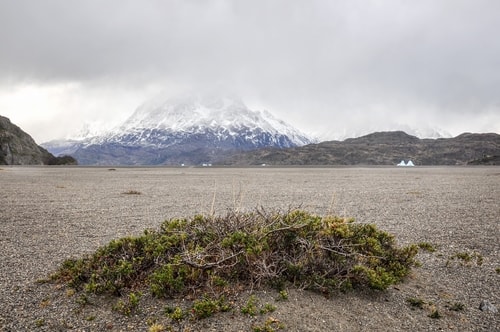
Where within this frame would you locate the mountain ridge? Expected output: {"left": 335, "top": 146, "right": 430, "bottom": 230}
{"left": 220, "top": 131, "right": 500, "bottom": 166}
{"left": 42, "top": 95, "right": 317, "bottom": 165}
{"left": 39, "top": 93, "right": 499, "bottom": 166}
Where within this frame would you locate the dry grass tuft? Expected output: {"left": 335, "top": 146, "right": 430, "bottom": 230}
{"left": 122, "top": 190, "right": 142, "bottom": 195}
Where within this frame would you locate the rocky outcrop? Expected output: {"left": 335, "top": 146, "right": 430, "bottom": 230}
{"left": 0, "top": 115, "right": 77, "bottom": 165}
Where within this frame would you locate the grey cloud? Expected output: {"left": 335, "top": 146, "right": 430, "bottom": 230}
{"left": 1, "top": 0, "right": 499, "bottom": 139}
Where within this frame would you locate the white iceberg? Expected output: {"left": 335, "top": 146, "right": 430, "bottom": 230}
{"left": 397, "top": 160, "right": 415, "bottom": 167}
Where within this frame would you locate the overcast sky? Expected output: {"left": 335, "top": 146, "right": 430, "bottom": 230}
{"left": 1, "top": 0, "right": 499, "bottom": 143}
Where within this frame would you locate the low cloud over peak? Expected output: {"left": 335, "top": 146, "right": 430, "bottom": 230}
{"left": 1, "top": 0, "right": 499, "bottom": 142}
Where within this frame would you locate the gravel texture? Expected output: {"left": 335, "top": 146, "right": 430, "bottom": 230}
{"left": 0, "top": 166, "right": 499, "bottom": 331}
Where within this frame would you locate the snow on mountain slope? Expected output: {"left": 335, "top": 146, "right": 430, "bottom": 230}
{"left": 88, "top": 93, "right": 315, "bottom": 148}
{"left": 111, "top": 94, "right": 313, "bottom": 145}
{"left": 41, "top": 93, "right": 317, "bottom": 165}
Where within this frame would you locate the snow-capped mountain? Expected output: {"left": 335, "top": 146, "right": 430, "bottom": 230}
{"left": 99, "top": 93, "right": 313, "bottom": 147}
{"left": 42, "top": 94, "right": 316, "bottom": 165}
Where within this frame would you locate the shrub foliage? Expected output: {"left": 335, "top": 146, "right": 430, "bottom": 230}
{"left": 52, "top": 209, "right": 417, "bottom": 299}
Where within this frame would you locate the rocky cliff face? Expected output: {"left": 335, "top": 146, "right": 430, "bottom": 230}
{"left": 0, "top": 115, "right": 76, "bottom": 165}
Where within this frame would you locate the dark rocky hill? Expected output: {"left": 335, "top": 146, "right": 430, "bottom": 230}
{"left": 0, "top": 115, "right": 77, "bottom": 165}
{"left": 220, "top": 131, "right": 500, "bottom": 166}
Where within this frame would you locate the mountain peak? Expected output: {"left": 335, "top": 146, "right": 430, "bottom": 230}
{"left": 124, "top": 94, "right": 272, "bottom": 129}
{"left": 122, "top": 93, "right": 247, "bottom": 130}
{"left": 42, "top": 94, "right": 316, "bottom": 165}
{"left": 111, "top": 93, "right": 315, "bottom": 148}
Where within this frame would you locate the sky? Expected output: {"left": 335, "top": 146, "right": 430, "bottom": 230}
{"left": 1, "top": 0, "right": 499, "bottom": 143}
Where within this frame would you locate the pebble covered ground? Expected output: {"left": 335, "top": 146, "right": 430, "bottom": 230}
{"left": 0, "top": 166, "right": 498, "bottom": 331}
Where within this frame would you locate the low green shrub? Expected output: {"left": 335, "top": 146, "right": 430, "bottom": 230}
{"left": 191, "top": 295, "right": 231, "bottom": 319}
{"left": 417, "top": 242, "right": 436, "bottom": 252}
{"left": 252, "top": 317, "right": 285, "bottom": 332}
{"left": 260, "top": 303, "right": 277, "bottom": 314}
{"left": 164, "top": 306, "right": 185, "bottom": 321}
{"left": 241, "top": 295, "right": 259, "bottom": 316}
{"left": 113, "top": 292, "right": 142, "bottom": 316}
{"left": 428, "top": 309, "right": 442, "bottom": 319}
{"left": 277, "top": 290, "right": 288, "bottom": 301}
{"left": 35, "top": 319, "right": 45, "bottom": 327}
{"left": 447, "top": 302, "right": 465, "bottom": 311}
{"left": 446, "top": 251, "right": 483, "bottom": 267}
{"left": 50, "top": 208, "right": 418, "bottom": 317}
{"left": 406, "top": 297, "right": 425, "bottom": 309}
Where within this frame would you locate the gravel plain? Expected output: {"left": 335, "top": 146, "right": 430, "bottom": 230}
{"left": 0, "top": 166, "right": 499, "bottom": 331}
